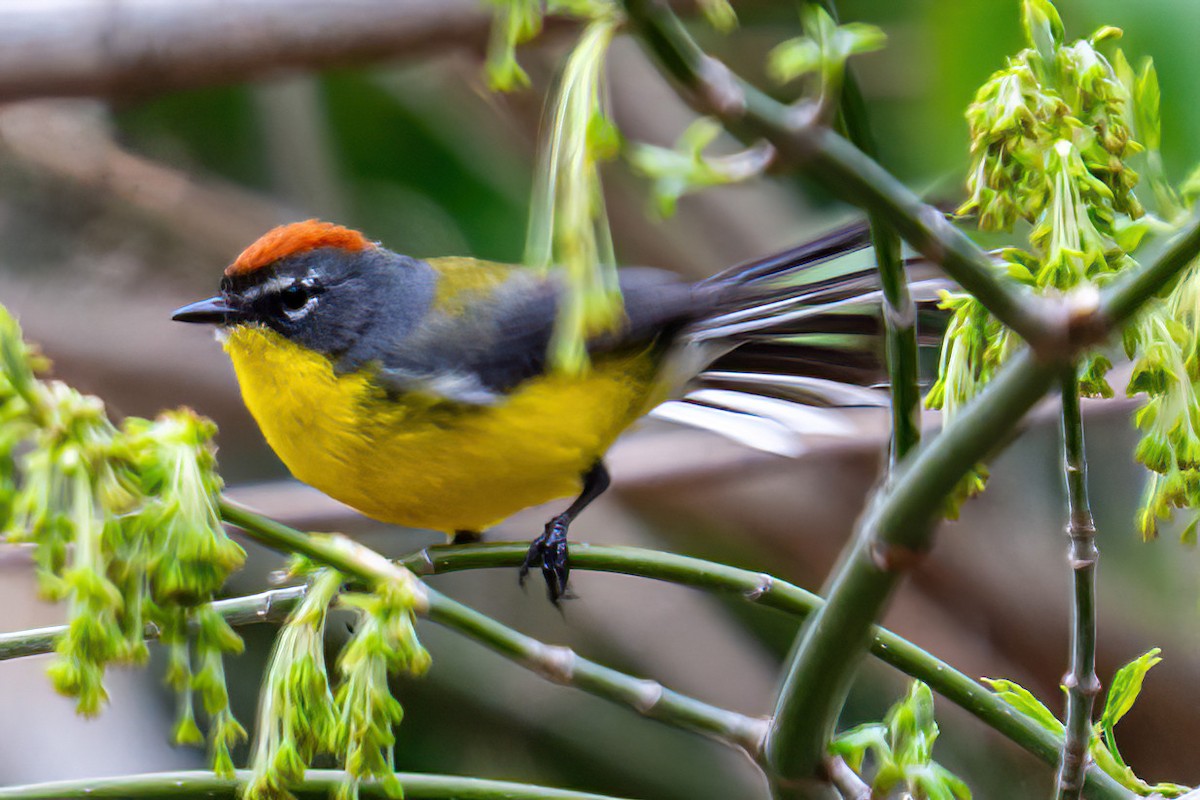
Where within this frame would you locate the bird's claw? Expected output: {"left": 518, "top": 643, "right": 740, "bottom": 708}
{"left": 519, "top": 514, "right": 572, "bottom": 603}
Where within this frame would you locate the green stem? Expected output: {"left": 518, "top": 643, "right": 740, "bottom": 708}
{"left": 1056, "top": 374, "right": 1101, "bottom": 800}
{"left": 835, "top": 67, "right": 920, "bottom": 466}
{"left": 217, "top": 498, "right": 429, "bottom": 610}
{"left": 619, "top": 0, "right": 1051, "bottom": 351}
{"left": 0, "top": 585, "right": 306, "bottom": 661}
{"left": 216, "top": 502, "right": 766, "bottom": 757}
{"left": 816, "top": 0, "right": 918, "bottom": 468}
{"left": 0, "top": 770, "right": 637, "bottom": 800}
{"left": 766, "top": 350, "right": 1057, "bottom": 796}
{"left": 425, "top": 589, "right": 768, "bottom": 756}
{"left": 405, "top": 544, "right": 1132, "bottom": 800}
{"left": 0, "top": 541, "right": 1133, "bottom": 798}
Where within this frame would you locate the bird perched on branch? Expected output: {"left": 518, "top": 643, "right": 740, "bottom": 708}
{"left": 173, "top": 220, "right": 942, "bottom": 602}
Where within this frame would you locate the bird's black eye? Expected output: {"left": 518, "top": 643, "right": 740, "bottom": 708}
{"left": 279, "top": 283, "right": 309, "bottom": 311}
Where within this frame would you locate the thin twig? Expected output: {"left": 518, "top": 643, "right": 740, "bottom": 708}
{"left": 833, "top": 66, "right": 919, "bottom": 466}
{"left": 825, "top": 757, "right": 871, "bottom": 800}
{"left": 0, "top": 769, "right": 638, "bottom": 800}
{"left": 1056, "top": 374, "right": 1101, "bottom": 800}
{"left": 0, "top": 585, "right": 305, "bottom": 660}
{"left": 813, "top": 0, "right": 919, "bottom": 468}
{"left": 425, "top": 590, "right": 768, "bottom": 756}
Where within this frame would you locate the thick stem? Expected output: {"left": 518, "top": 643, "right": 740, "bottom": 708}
{"left": 766, "top": 350, "right": 1058, "bottom": 796}
{"left": 1056, "top": 374, "right": 1101, "bottom": 800}
{"left": 0, "top": 770, "right": 636, "bottom": 800}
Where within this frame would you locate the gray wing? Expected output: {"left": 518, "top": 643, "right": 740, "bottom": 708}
{"left": 361, "top": 266, "right": 701, "bottom": 405}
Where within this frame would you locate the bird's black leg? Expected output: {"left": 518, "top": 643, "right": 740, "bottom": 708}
{"left": 520, "top": 461, "right": 610, "bottom": 603}
{"left": 453, "top": 530, "right": 483, "bottom": 545}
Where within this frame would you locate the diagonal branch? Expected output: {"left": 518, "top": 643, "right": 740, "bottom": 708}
{"left": 216, "top": 501, "right": 767, "bottom": 758}
{"left": 0, "top": 0, "right": 494, "bottom": 103}
{"left": 619, "top": 0, "right": 1056, "bottom": 354}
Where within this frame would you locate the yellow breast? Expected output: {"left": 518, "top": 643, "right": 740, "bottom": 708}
{"left": 223, "top": 325, "right": 663, "bottom": 533}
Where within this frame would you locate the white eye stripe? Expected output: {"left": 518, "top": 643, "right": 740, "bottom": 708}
{"left": 239, "top": 271, "right": 325, "bottom": 303}
{"left": 239, "top": 276, "right": 294, "bottom": 302}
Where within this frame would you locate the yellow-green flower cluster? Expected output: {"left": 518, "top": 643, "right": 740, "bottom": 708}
{"left": 332, "top": 581, "right": 431, "bottom": 800}
{"left": 960, "top": 1, "right": 1141, "bottom": 235}
{"left": 247, "top": 565, "right": 343, "bottom": 800}
{"left": 0, "top": 306, "right": 245, "bottom": 764}
{"left": 1126, "top": 266, "right": 1200, "bottom": 542}
{"left": 523, "top": 8, "right": 624, "bottom": 375}
{"left": 246, "top": 561, "right": 429, "bottom": 800}
{"left": 928, "top": 0, "right": 1160, "bottom": 512}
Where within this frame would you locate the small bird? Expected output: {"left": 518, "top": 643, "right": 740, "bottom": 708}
{"left": 173, "top": 220, "right": 926, "bottom": 601}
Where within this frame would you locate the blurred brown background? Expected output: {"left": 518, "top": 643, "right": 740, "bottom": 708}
{"left": 2, "top": 1, "right": 1199, "bottom": 797}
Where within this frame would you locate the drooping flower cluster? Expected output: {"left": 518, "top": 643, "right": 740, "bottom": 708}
{"left": 927, "top": 0, "right": 1172, "bottom": 511}
{"left": 246, "top": 561, "right": 430, "bottom": 800}
{"left": 0, "top": 306, "right": 246, "bottom": 769}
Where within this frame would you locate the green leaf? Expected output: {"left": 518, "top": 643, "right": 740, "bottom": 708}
{"left": 982, "top": 678, "right": 1065, "bottom": 734}
{"left": 697, "top": 0, "right": 737, "bottom": 33}
{"left": 767, "top": 38, "right": 822, "bottom": 84}
{"left": 1022, "top": 0, "right": 1065, "bottom": 61}
{"left": 1100, "top": 647, "right": 1162, "bottom": 730}
{"left": 1135, "top": 58, "right": 1162, "bottom": 153}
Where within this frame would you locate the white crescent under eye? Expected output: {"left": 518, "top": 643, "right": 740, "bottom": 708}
{"left": 282, "top": 289, "right": 319, "bottom": 320}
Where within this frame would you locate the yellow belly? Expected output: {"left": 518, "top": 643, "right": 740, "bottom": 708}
{"left": 224, "top": 326, "right": 663, "bottom": 533}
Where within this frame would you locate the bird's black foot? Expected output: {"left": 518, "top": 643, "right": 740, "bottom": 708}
{"left": 452, "top": 529, "right": 483, "bottom": 545}
{"left": 519, "top": 513, "right": 572, "bottom": 603}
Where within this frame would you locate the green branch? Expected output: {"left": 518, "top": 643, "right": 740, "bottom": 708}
{"left": 813, "top": 0, "right": 919, "bottom": 468}
{"left": 0, "top": 770, "right": 638, "bottom": 800}
{"left": 1056, "top": 374, "right": 1101, "bottom": 800}
{"left": 766, "top": 349, "right": 1057, "bottom": 796}
{"left": 424, "top": 589, "right": 768, "bottom": 755}
{"left": 0, "top": 585, "right": 305, "bottom": 661}
{"left": 619, "top": 0, "right": 1053, "bottom": 352}
{"left": 217, "top": 503, "right": 767, "bottom": 758}
{"left": 835, "top": 69, "right": 920, "bottom": 466}
{"left": 618, "top": 1, "right": 1200, "bottom": 795}
{"left": 406, "top": 544, "right": 1132, "bottom": 800}
{"left": 0, "top": 539, "right": 1133, "bottom": 799}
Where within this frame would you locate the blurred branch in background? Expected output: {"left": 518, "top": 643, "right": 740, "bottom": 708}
{"left": 0, "top": 0, "right": 496, "bottom": 103}
{"left": 0, "top": 100, "right": 286, "bottom": 258}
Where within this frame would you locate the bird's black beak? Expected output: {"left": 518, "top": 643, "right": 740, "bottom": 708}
{"left": 171, "top": 296, "right": 241, "bottom": 325}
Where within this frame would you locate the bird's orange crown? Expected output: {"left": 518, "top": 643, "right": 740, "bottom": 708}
{"left": 226, "top": 220, "right": 374, "bottom": 276}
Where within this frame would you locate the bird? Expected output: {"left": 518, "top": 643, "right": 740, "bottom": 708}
{"left": 172, "top": 219, "right": 941, "bottom": 602}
